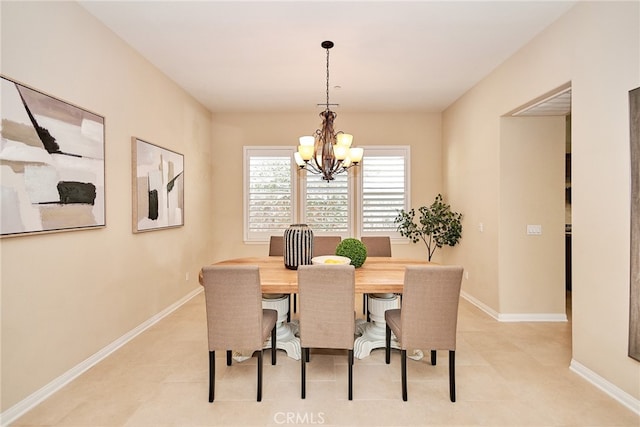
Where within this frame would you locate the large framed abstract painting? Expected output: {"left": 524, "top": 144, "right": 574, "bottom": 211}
{"left": 132, "top": 137, "right": 184, "bottom": 233}
{"left": 1, "top": 76, "right": 105, "bottom": 237}
{"left": 630, "top": 86, "right": 640, "bottom": 362}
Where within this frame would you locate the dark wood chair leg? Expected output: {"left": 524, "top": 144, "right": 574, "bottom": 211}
{"left": 348, "top": 349, "right": 354, "bottom": 400}
{"left": 287, "top": 294, "right": 291, "bottom": 322}
{"left": 271, "top": 325, "right": 277, "bottom": 365}
{"left": 431, "top": 350, "right": 437, "bottom": 366}
{"left": 227, "top": 350, "right": 232, "bottom": 366}
{"left": 209, "top": 351, "right": 215, "bottom": 402}
{"left": 401, "top": 349, "right": 407, "bottom": 401}
{"left": 363, "top": 294, "right": 367, "bottom": 314}
{"left": 294, "top": 294, "right": 297, "bottom": 313}
{"left": 449, "top": 350, "right": 456, "bottom": 402}
{"left": 257, "top": 350, "right": 263, "bottom": 402}
{"left": 301, "top": 347, "right": 306, "bottom": 399}
{"left": 385, "top": 324, "right": 391, "bottom": 364}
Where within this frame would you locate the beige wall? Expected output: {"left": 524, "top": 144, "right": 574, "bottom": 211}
{"left": 1, "top": 2, "right": 213, "bottom": 410}
{"left": 210, "top": 112, "right": 443, "bottom": 261}
{"left": 443, "top": 1, "right": 639, "bottom": 400}
{"left": 500, "top": 117, "right": 566, "bottom": 316}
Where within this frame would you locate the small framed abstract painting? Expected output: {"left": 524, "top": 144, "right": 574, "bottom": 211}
{"left": 132, "top": 137, "right": 184, "bottom": 233}
{"left": 1, "top": 76, "right": 105, "bottom": 237}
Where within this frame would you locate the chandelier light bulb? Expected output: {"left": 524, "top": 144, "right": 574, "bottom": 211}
{"left": 299, "top": 136, "right": 315, "bottom": 146}
{"left": 336, "top": 133, "right": 353, "bottom": 147}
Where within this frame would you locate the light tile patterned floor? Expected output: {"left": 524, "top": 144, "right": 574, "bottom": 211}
{"left": 11, "top": 292, "right": 639, "bottom": 426}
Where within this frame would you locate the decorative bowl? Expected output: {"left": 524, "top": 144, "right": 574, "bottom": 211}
{"left": 311, "top": 255, "right": 352, "bottom": 265}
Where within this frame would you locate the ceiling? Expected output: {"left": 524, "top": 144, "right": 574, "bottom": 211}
{"left": 79, "top": 1, "right": 577, "bottom": 114}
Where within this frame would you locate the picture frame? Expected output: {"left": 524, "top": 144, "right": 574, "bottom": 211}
{"left": 132, "top": 137, "right": 184, "bottom": 233}
{"left": 629, "top": 86, "right": 640, "bottom": 362}
{"left": 1, "top": 76, "right": 105, "bottom": 237}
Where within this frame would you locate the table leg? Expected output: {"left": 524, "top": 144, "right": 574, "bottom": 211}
{"left": 354, "top": 294, "right": 401, "bottom": 359}
{"left": 262, "top": 295, "right": 301, "bottom": 360}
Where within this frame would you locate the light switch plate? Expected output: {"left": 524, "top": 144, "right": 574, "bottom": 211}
{"left": 527, "top": 224, "right": 542, "bottom": 235}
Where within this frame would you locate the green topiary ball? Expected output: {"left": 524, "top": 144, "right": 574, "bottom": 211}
{"left": 335, "top": 238, "right": 368, "bottom": 268}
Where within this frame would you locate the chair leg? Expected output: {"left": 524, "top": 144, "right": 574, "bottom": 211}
{"left": 209, "top": 351, "right": 215, "bottom": 402}
{"left": 287, "top": 294, "right": 291, "bottom": 322}
{"left": 271, "top": 325, "right": 277, "bottom": 365}
{"left": 256, "top": 350, "right": 263, "bottom": 402}
{"left": 294, "top": 293, "right": 297, "bottom": 313}
{"left": 227, "top": 350, "right": 232, "bottom": 366}
{"left": 348, "top": 349, "right": 354, "bottom": 401}
{"left": 385, "top": 324, "right": 391, "bottom": 364}
{"left": 431, "top": 350, "right": 437, "bottom": 366}
{"left": 363, "top": 294, "right": 367, "bottom": 314}
{"left": 401, "top": 349, "right": 407, "bottom": 401}
{"left": 449, "top": 350, "right": 456, "bottom": 402}
{"left": 301, "top": 347, "right": 306, "bottom": 399}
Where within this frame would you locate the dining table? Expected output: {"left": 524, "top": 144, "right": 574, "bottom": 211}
{"left": 199, "top": 256, "right": 431, "bottom": 360}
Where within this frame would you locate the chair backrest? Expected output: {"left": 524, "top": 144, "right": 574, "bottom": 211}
{"left": 312, "top": 236, "right": 342, "bottom": 256}
{"left": 269, "top": 235, "right": 284, "bottom": 256}
{"left": 361, "top": 236, "right": 392, "bottom": 257}
{"left": 201, "top": 265, "right": 264, "bottom": 351}
{"left": 298, "top": 265, "right": 355, "bottom": 349}
{"left": 400, "top": 265, "right": 464, "bottom": 351}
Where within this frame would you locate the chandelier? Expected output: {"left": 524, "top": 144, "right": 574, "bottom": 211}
{"left": 294, "top": 41, "right": 363, "bottom": 181}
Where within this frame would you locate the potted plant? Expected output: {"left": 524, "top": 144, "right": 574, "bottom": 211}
{"left": 335, "top": 238, "right": 368, "bottom": 267}
{"left": 394, "top": 194, "right": 463, "bottom": 261}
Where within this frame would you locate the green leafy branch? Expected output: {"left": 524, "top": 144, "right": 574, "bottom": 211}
{"left": 394, "top": 194, "right": 463, "bottom": 261}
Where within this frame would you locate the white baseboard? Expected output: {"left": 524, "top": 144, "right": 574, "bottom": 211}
{"left": 461, "top": 291, "right": 568, "bottom": 322}
{"left": 570, "top": 359, "right": 640, "bottom": 415}
{"left": 0, "top": 287, "right": 203, "bottom": 427}
{"left": 461, "top": 290, "right": 500, "bottom": 319}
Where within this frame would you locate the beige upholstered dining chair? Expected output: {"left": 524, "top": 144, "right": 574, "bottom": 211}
{"left": 201, "top": 265, "right": 277, "bottom": 403}
{"left": 361, "top": 236, "right": 392, "bottom": 257}
{"left": 298, "top": 264, "right": 356, "bottom": 400}
{"left": 267, "top": 235, "right": 293, "bottom": 320}
{"left": 385, "top": 265, "right": 463, "bottom": 402}
{"left": 312, "top": 236, "right": 342, "bottom": 256}
{"left": 268, "top": 235, "right": 284, "bottom": 256}
{"left": 360, "top": 236, "right": 392, "bottom": 317}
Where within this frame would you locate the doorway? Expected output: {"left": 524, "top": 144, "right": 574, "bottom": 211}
{"left": 507, "top": 85, "right": 572, "bottom": 319}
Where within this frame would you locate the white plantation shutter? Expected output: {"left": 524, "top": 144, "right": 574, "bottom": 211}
{"left": 303, "top": 171, "right": 349, "bottom": 233}
{"left": 244, "top": 148, "right": 296, "bottom": 240}
{"left": 361, "top": 147, "right": 410, "bottom": 235}
{"left": 243, "top": 146, "right": 409, "bottom": 242}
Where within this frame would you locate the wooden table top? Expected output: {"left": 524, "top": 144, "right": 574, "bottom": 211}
{"left": 200, "top": 256, "right": 430, "bottom": 294}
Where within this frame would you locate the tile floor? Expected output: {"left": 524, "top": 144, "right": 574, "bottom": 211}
{"left": 11, "top": 292, "right": 640, "bottom": 426}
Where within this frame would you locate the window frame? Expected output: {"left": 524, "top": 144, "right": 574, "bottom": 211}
{"left": 299, "top": 167, "right": 354, "bottom": 238}
{"left": 356, "top": 146, "right": 411, "bottom": 240}
{"left": 243, "top": 145, "right": 410, "bottom": 243}
{"left": 243, "top": 146, "right": 298, "bottom": 242}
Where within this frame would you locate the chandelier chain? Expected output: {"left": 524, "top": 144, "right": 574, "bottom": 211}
{"left": 325, "top": 46, "right": 330, "bottom": 109}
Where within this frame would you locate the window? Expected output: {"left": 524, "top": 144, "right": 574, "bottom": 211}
{"left": 244, "top": 147, "right": 296, "bottom": 241}
{"left": 359, "top": 147, "right": 410, "bottom": 237}
{"left": 244, "top": 146, "right": 409, "bottom": 242}
{"left": 302, "top": 171, "right": 350, "bottom": 234}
